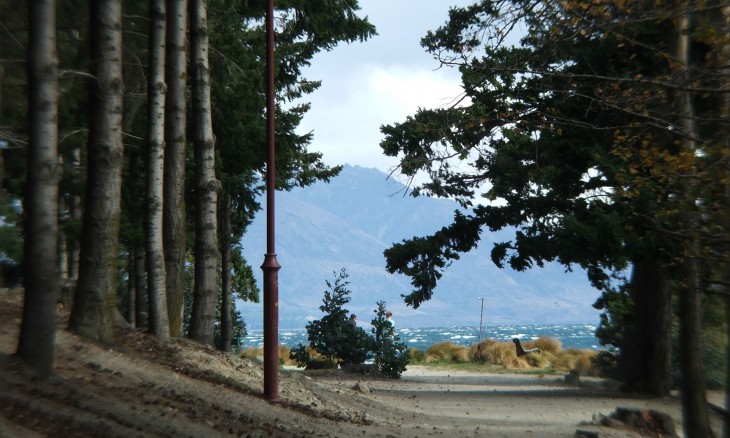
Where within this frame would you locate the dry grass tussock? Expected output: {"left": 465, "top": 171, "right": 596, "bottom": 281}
{"left": 425, "top": 341, "right": 470, "bottom": 363}
{"left": 417, "top": 338, "right": 599, "bottom": 375}
{"left": 245, "top": 337, "right": 598, "bottom": 375}
{"left": 241, "top": 345, "right": 296, "bottom": 365}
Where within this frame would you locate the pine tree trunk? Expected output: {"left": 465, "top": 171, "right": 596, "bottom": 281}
{"left": 17, "top": 0, "right": 60, "bottom": 377}
{"left": 163, "top": 0, "right": 188, "bottom": 338}
{"left": 58, "top": 193, "right": 68, "bottom": 279}
{"left": 126, "top": 249, "right": 136, "bottom": 327}
{"left": 145, "top": 0, "right": 170, "bottom": 342}
{"left": 619, "top": 260, "right": 672, "bottom": 396}
{"left": 188, "top": 0, "right": 219, "bottom": 346}
{"left": 219, "top": 193, "right": 232, "bottom": 352}
{"left": 679, "top": 252, "right": 711, "bottom": 436}
{"left": 134, "top": 246, "right": 149, "bottom": 330}
{"left": 674, "top": 6, "right": 712, "bottom": 437}
{"left": 725, "top": 293, "right": 730, "bottom": 438}
{"left": 68, "top": 146, "right": 82, "bottom": 280}
{"left": 713, "top": 5, "right": 730, "bottom": 437}
{"left": 69, "top": 0, "right": 124, "bottom": 344}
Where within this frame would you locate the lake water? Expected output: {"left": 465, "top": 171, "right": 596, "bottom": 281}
{"left": 241, "top": 323, "right": 602, "bottom": 351}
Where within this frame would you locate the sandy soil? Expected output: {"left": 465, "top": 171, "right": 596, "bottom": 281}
{"left": 0, "top": 288, "right": 723, "bottom": 437}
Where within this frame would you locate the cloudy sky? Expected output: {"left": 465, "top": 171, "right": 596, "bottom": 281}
{"left": 294, "top": 0, "right": 475, "bottom": 174}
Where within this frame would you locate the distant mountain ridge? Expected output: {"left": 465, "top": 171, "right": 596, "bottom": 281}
{"left": 239, "top": 165, "right": 600, "bottom": 329}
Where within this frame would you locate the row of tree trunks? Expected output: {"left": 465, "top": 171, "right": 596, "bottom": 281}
{"left": 62, "top": 0, "right": 215, "bottom": 346}
{"left": 16, "top": 0, "right": 375, "bottom": 374}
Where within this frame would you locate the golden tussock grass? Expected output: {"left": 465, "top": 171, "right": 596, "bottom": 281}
{"left": 469, "top": 339, "right": 516, "bottom": 366}
{"left": 278, "top": 345, "right": 295, "bottom": 365}
{"left": 408, "top": 347, "right": 426, "bottom": 362}
{"left": 426, "top": 341, "right": 471, "bottom": 362}
{"left": 551, "top": 348, "right": 598, "bottom": 375}
{"left": 525, "top": 337, "right": 561, "bottom": 354}
{"left": 240, "top": 347, "right": 262, "bottom": 359}
{"left": 507, "top": 356, "right": 531, "bottom": 369}
{"left": 525, "top": 350, "right": 552, "bottom": 368}
{"left": 411, "top": 337, "right": 598, "bottom": 373}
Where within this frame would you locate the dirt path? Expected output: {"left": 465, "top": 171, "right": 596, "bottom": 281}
{"left": 310, "top": 366, "right": 711, "bottom": 437}
{"left": 0, "top": 288, "right": 724, "bottom": 437}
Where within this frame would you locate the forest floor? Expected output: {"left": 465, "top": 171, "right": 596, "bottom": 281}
{"left": 0, "top": 288, "right": 724, "bottom": 437}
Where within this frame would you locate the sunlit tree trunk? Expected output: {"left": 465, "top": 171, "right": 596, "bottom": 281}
{"left": 69, "top": 0, "right": 124, "bottom": 344}
{"left": 17, "top": 0, "right": 60, "bottom": 377}
{"left": 163, "top": 0, "right": 188, "bottom": 337}
{"left": 146, "top": 0, "right": 170, "bottom": 341}
{"left": 188, "top": 0, "right": 219, "bottom": 346}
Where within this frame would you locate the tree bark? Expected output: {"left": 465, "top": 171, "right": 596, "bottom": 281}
{"left": 58, "top": 191, "right": 68, "bottom": 279}
{"left": 673, "top": 5, "right": 712, "bottom": 437}
{"left": 134, "top": 245, "right": 149, "bottom": 330}
{"left": 126, "top": 248, "right": 136, "bottom": 327}
{"left": 67, "top": 146, "right": 82, "bottom": 281}
{"left": 17, "top": 0, "right": 60, "bottom": 378}
{"left": 188, "top": 0, "right": 219, "bottom": 346}
{"left": 619, "top": 259, "right": 672, "bottom": 396}
{"left": 720, "top": 4, "right": 730, "bottom": 435}
{"left": 69, "top": 0, "right": 124, "bottom": 344}
{"left": 219, "top": 193, "right": 232, "bottom": 352}
{"left": 163, "top": 0, "right": 188, "bottom": 338}
{"left": 145, "top": 0, "right": 170, "bottom": 342}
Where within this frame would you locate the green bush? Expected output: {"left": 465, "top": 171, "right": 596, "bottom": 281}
{"left": 289, "top": 270, "right": 409, "bottom": 376}
{"left": 592, "top": 350, "right": 619, "bottom": 378}
{"left": 292, "top": 269, "right": 373, "bottom": 368}
{"left": 371, "top": 301, "right": 409, "bottom": 378}
{"left": 289, "top": 344, "right": 311, "bottom": 368}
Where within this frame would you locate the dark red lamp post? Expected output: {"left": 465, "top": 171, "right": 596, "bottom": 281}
{"left": 262, "top": 0, "right": 280, "bottom": 403}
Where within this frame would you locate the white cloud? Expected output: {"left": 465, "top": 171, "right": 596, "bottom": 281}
{"left": 365, "top": 65, "right": 464, "bottom": 119}
{"left": 288, "top": 0, "right": 479, "bottom": 175}
{"left": 300, "top": 64, "right": 464, "bottom": 173}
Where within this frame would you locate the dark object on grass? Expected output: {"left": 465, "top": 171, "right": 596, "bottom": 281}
{"left": 512, "top": 338, "right": 541, "bottom": 357}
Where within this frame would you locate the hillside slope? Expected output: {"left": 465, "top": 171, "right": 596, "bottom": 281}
{"left": 1, "top": 289, "right": 707, "bottom": 437}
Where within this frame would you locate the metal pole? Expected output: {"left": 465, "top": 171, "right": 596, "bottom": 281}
{"left": 262, "top": 0, "right": 281, "bottom": 403}
{"left": 478, "top": 297, "right": 484, "bottom": 341}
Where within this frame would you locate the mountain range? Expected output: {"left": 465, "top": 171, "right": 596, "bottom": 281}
{"left": 238, "top": 165, "right": 601, "bottom": 329}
